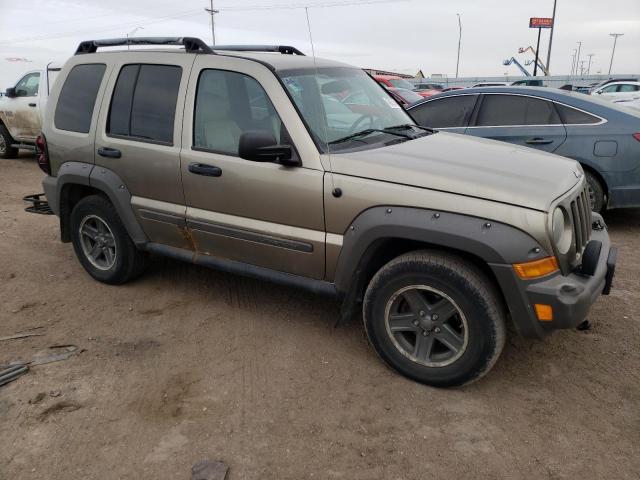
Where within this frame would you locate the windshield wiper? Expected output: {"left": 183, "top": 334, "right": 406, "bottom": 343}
{"left": 386, "top": 124, "right": 435, "bottom": 133}
{"left": 328, "top": 128, "right": 413, "bottom": 146}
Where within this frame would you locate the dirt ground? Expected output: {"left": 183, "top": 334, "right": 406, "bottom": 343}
{"left": 1, "top": 154, "right": 638, "bottom": 480}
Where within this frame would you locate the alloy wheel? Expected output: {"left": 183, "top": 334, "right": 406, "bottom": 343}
{"left": 384, "top": 285, "right": 468, "bottom": 367}
{"left": 79, "top": 215, "right": 117, "bottom": 270}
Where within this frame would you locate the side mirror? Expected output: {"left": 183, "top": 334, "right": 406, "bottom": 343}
{"left": 238, "top": 130, "right": 299, "bottom": 167}
{"left": 5, "top": 88, "right": 16, "bottom": 98}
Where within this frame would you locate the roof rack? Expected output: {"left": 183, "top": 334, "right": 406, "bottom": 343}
{"left": 75, "top": 37, "right": 213, "bottom": 55}
{"left": 212, "top": 45, "right": 305, "bottom": 56}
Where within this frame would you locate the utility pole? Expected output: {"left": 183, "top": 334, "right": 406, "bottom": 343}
{"left": 533, "top": 26, "right": 542, "bottom": 76}
{"left": 570, "top": 49, "right": 577, "bottom": 76}
{"left": 546, "top": 0, "right": 558, "bottom": 74}
{"left": 455, "top": 14, "right": 462, "bottom": 78}
{"left": 586, "top": 53, "right": 595, "bottom": 75}
{"left": 579, "top": 60, "right": 586, "bottom": 76}
{"left": 575, "top": 41, "right": 582, "bottom": 76}
{"left": 608, "top": 33, "right": 624, "bottom": 75}
{"left": 204, "top": 1, "right": 219, "bottom": 45}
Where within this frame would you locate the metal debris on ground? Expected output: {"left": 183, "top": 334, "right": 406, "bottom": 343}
{"left": 31, "top": 345, "right": 78, "bottom": 366}
{"left": 0, "top": 364, "right": 29, "bottom": 387}
{"left": 577, "top": 320, "right": 592, "bottom": 331}
{"left": 191, "top": 460, "right": 229, "bottom": 480}
{"left": 0, "top": 332, "right": 45, "bottom": 341}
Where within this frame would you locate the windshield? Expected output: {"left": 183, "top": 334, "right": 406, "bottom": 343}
{"left": 279, "top": 67, "right": 415, "bottom": 152}
{"left": 389, "top": 78, "right": 416, "bottom": 90}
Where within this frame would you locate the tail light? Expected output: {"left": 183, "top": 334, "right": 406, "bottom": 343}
{"left": 633, "top": 133, "right": 640, "bottom": 142}
{"left": 35, "top": 133, "right": 50, "bottom": 175}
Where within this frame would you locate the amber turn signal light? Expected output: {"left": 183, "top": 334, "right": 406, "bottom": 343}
{"left": 513, "top": 256, "right": 559, "bottom": 280}
{"left": 534, "top": 304, "right": 554, "bottom": 321}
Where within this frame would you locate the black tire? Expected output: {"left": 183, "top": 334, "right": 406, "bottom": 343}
{"left": 70, "top": 195, "right": 147, "bottom": 285}
{"left": 585, "top": 170, "right": 605, "bottom": 214}
{"left": 363, "top": 250, "right": 506, "bottom": 388}
{"left": 0, "top": 124, "right": 19, "bottom": 159}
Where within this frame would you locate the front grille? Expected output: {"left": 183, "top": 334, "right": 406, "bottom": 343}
{"left": 569, "top": 184, "right": 591, "bottom": 257}
{"left": 555, "top": 180, "right": 592, "bottom": 273}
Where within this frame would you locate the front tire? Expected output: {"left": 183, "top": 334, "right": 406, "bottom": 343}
{"left": 363, "top": 251, "right": 506, "bottom": 387}
{"left": 70, "top": 195, "right": 147, "bottom": 284}
{"left": 0, "top": 125, "right": 19, "bottom": 159}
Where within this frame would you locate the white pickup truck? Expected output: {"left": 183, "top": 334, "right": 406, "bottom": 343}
{"left": 0, "top": 64, "right": 60, "bottom": 158}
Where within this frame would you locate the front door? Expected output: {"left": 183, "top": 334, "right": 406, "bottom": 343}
{"left": 6, "top": 72, "right": 41, "bottom": 141}
{"left": 466, "top": 93, "right": 567, "bottom": 153}
{"left": 180, "top": 57, "right": 326, "bottom": 280}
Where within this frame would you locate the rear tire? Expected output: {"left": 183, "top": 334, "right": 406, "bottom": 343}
{"left": 70, "top": 195, "right": 147, "bottom": 285}
{"left": 363, "top": 250, "right": 506, "bottom": 387}
{"left": 0, "top": 125, "right": 19, "bottom": 159}
{"left": 585, "top": 170, "right": 605, "bottom": 213}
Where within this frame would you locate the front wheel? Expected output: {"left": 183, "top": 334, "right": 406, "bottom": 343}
{"left": 585, "top": 171, "right": 605, "bottom": 213}
{"left": 363, "top": 251, "right": 506, "bottom": 387}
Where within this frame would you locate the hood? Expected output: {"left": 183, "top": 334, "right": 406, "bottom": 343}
{"left": 329, "top": 132, "right": 582, "bottom": 211}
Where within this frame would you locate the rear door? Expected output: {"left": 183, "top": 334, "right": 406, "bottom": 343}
{"left": 407, "top": 94, "right": 478, "bottom": 134}
{"left": 95, "top": 53, "right": 195, "bottom": 249}
{"left": 466, "top": 93, "right": 567, "bottom": 153}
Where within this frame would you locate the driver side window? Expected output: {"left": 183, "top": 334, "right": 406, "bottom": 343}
{"left": 15, "top": 72, "right": 40, "bottom": 97}
{"left": 193, "top": 69, "right": 283, "bottom": 156}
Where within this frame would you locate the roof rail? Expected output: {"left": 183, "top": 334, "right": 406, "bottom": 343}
{"left": 75, "top": 37, "right": 213, "bottom": 55}
{"left": 212, "top": 45, "right": 305, "bottom": 56}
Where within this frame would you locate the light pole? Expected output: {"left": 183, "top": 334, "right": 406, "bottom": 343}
{"left": 570, "top": 49, "right": 577, "bottom": 76}
{"left": 575, "top": 41, "right": 582, "bottom": 76}
{"left": 586, "top": 53, "right": 595, "bottom": 75}
{"left": 455, "top": 14, "right": 462, "bottom": 78}
{"left": 608, "top": 33, "right": 624, "bottom": 75}
{"left": 126, "top": 27, "right": 144, "bottom": 50}
{"left": 204, "top": 1, "right": 219, "bottom": 46}
{"left": 546, "top": 0, "right": 558, "bottom": 74}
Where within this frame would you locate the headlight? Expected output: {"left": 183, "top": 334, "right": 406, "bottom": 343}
{"left": 552, "top": 207, "right": 572, "bottom": 254}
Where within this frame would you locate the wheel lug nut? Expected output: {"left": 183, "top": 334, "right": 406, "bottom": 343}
{"left": 432, "top": 314, "right": 439, "bottom": 321}
{"left": 413, "top": 320, "right": 419, "bottom": 326}
{"left": 434, "top": 327, "right": 441, "bottom": 333}
{"left": 419, "top": 310, "right": 425, "bottom": 317}
{"left": 422, "top": 331, "right": 428, "bottom": 336}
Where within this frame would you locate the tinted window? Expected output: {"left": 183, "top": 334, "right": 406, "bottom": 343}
{"left": 15, "top": 72, "right": 40, "bottom": 96}
{"left": 107, "top": 64, "right": 182, "bottom": 144}
{"left": 476, "top": 95, "right": 560, "bottom": 126}
{"left": 410, "top": 95, "right": 477, "bottom": 128}
{"left": 54, "top": 64, "right": 106, "bottom": 133}
{"left": 555, "top": 104, "right": 601, "bottom": 125}
{"left": 194, "top": 69, "right": 283, "bottom": 155}
{"left": 600, "top": 85, "right": 618, "bottom": 93}
{"left": 618, "top": 84, "right": 639, "bottom": 92}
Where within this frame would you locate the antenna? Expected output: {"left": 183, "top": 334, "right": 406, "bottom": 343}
{"left": 304, "top": 7, "right": 339, "bottom": 197}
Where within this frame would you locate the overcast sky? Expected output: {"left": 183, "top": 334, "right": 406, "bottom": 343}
{"left": 0, "top": 0, "right": 638, "bottom": 87}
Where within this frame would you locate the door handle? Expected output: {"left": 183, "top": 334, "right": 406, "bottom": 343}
{"left": 28, "top": 103, "right": 37, "bottom": 107}
{"left": 188, "top": 162, "right": 222, "bottom": 177}
{"left": 97, "top": 147, "right": 122, "bottom": 158}
{"left": 525, "top": 137, "right": 554, "bottom": 145}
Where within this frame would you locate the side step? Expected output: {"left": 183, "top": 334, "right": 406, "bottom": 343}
{"left": 23, "top": 193, "right": 53, "bottom": 215}
{"left": 11, "top": 143, "right": 36, "bottom": 152}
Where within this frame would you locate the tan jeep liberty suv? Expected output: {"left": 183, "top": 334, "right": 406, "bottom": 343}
{"left": 38, "top": 37, "right": 617, "bottom": 387}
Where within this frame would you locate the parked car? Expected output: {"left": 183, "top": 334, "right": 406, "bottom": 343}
{"left": 387, "top": 87, "right": 424, "bottom": 108}
{"left": 441, "top": 86, "right": 464, "bottom": 92}
{"left": 412, "top": 81, "right": 444, "bottom": 91}
{"left": 511, "top": 79, "right": 545, "bottom": 87}
{"left": 407, "top": 86, "right": 640, "bottom": 212}
{"left": 39, "top": 37, "right": 616, "bottom": 387}
{"left": 590, "top": 81, "right": 640, "bottom": 110}
{"left": 373, "top": 75, "right": 434, "bottom": 98}
{"left": 589, "top": 78, "right": 638, "bottom": 94}
{"left": 472, "top": 82, "right": 508, "bottom": 87}
{"left": 0, "top": 64, "right": 61, "bottom": 158}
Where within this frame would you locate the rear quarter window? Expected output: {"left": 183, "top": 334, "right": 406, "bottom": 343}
{"left": 54, "top": 64, "right": 106, "bottom": 133}
{"left": 555, "top": 104, "right": 601, "bottom": 125}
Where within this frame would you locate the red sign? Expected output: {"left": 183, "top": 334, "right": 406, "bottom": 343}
{"left": 530, "top": 17, "right": 554, "bottom": 28}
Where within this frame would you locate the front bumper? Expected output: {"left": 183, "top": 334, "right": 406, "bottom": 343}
{"left": 491, "top": 213, "right": 616, "bottom": 338}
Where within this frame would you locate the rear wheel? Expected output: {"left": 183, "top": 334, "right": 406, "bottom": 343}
{"left": 363, "top": 251, "right": 506, "bottom": 387}
{"left": 70, "top": 195, "right": 147, "bottom": 284}
{"left": 585, "top": 170, "right": 605, "bottom": 213}
{"left": 0, "top": 125, "right": 18, "bottom": 159}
